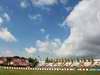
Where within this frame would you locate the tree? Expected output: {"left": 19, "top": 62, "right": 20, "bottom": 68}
{"left": 6, "top": 57, "right": 12, "bottom": 66}
{"left": 45, "top": 57, "right": 49, "bottom": 63}
{"left": 28, "top": 57, "right": 39, "bottom": 67}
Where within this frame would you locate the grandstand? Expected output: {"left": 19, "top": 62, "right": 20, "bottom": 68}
{"left": 38, "top": 58, "right": 100, "bottom": 68}
{"left": 0, "top": 56, "right": 100, "bottom": 71}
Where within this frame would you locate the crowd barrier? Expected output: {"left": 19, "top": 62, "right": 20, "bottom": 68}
{"left": 0, "top": 66, "right": 100, "bottom": 71}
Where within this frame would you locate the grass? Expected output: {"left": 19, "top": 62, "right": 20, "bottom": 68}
{"left": 0, "top": 69, "right": 100, "bottom": 75}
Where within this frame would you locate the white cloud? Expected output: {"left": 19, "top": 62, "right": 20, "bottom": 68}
{"left": 20, "top": 0, "right": 68, "bottom": 11}
{"left": 20, "top": 0, "right": 29, "bottom": 8}
{"left": 60, "top": 0, "right": 68, "bottom": 5}
{"left": 58, "top": 0, "right": 100, "bottom": 57}
{"left": 25, "top": 38, "right": 62, "bottom": 56}
{"left": 58, "top": 23, "right": 67, "bottom": 29}
{"left": 51, "top": 39, "right": 62, "bottom": 50}
{"left": 31, "top": 0, "right": 58, "bottom": 6}
{"left": 65, "top": 6, "right": 73, "bottom": 12}
{"left": 0, "top": 28, "right": 17, "bottom": 42}
{"left": 20, "top": 2, "right": 27, "bottom": 8}
{"left": 3, "top": 13, "right": 10, "bottom": 21}
{"left": 29, "top": 14, "right": 42, "bottom": 21}
{"left": 31, "top": 0, "right": 68, "bottom": 7}
{"left": 0, "top": 17, "right": 3, "bottom": 24}
{"left": 40, "top": 28, "right": 45, "bottom": 33}
{"left": 0, "top": 7, "right": 15, "bottom": 43}
{"left": 45, "top": 34, "right": 50, "bottom": 40}
{"left": 36, "top": 38, "right": 62, "bottom": 53}
{"left": 25, "top": 47, "right": 37, "bottom": 54}
{"left": 0, "top": 12, "right": 10, "bottom": 25}
{"left": 54, "top": 38, "right": 62, "bottom": 45}
{"left": 36, "top": 40, "right": 49, "bottom": 52}
{"left": 25, "top": 40, "right": 49, "bottom": 54}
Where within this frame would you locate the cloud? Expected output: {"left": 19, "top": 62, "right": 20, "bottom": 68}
{"left": 28, "top": 14, "right": 42, "bottom": 21}
{"left": 25, "top": 40, "right": 49, "bottom": 54}
{"left": 25, "top": 47, "right": 37, "bottom": 54}
{"left": 31, "top": 0, "right": 58, "bottom": 6}
{"left": 65, "top": 6, "right": 73, "bottom": 12}
{"left": 25, "top": 38, "right": 62, "bottom": 55}
{"left": 20, "top": 0, "right": 29, "bottom": 8}
{"left": 20, "top": 0, "right": 68, "bottom": 12}
{"left": 45, "top": 34, "right": 50, "bottom": 40}
{"left": 40, "top": 28, "right": 46, "bottom": 33}
{"left": 31, "top": 0, "right": 68, "bottom": 7}
{"left": 36, "top": 38, "right": 62, "bottom": 53}
{"left": 0, "top": 12, "right": 10, "bottom": 24}
{"left": 0, "top": 27, "right": 17, "bottom": 42}
{"left": 58, "top": 0, "right": 100, "bottom": 57}
{"left": 0, "top": 17, "right": 3, "bottom": 24}
{"left": 0, "top": 10, "right": 16, "bottom": 43}
{"left": 36, "top": 40, "right": 49, "bottom": 52}
{"left": 60, "top": 0, "right": 68, "bottom": 5}
{"left": 3, "top": 13, "right": 10, "bottom": 21}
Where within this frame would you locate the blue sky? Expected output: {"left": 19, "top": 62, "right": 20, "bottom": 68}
{"left": 0, "top": 0, "right": 79, "bottom": 58}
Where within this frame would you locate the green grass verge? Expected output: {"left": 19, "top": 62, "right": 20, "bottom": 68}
{"left": 0, "top": 69, "right": 100, "bottom": 75}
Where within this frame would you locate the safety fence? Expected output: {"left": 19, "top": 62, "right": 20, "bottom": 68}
{"left": 0, "top": 66, "right": 100, "bottom": 71}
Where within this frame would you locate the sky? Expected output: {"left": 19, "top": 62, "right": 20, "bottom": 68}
{"left": 0, "top": 0, "right": 100, "bottom": 58}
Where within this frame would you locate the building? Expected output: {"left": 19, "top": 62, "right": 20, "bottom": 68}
{"left": 10, "top": 57, "right": 30, "bottom": 67}
{"left": 38, "top": 58, "right": 100, "bottom": 68}
{"left": 0, "top": 56, "right": 31, "bottom": 67}
{"left": 93, "top": 59, "right": 100, "bottom": 67}
{"left": 0, "top": 57, "right": 7, "bottom": 65}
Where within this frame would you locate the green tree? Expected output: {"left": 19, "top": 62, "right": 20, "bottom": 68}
{"left": 45, "top": 57, "right": 50, "bottom": 63}
{"left": 28, "top": 57, "right": 39, "bottom": 67}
